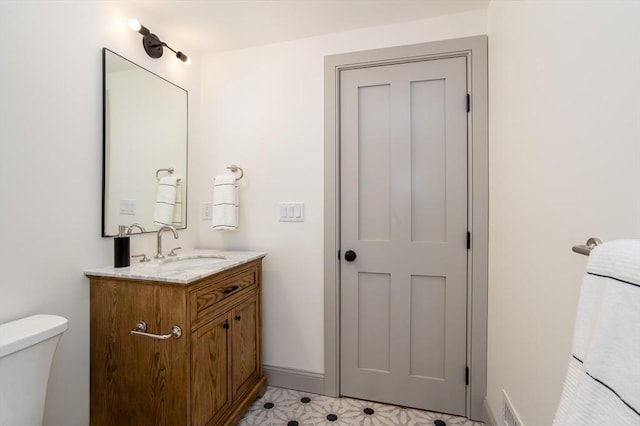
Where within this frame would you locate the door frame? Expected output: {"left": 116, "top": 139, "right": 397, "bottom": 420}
{"left": 323, "top": 36, "right": 488, "bottom": 421}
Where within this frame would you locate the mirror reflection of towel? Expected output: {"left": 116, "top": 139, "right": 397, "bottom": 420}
{"left": 172, "top": 180, "right": 183, "bottom": 226}
{"left": 153, "top": 177, "right": 178, "bottom": 227}
{"left": 212, "top": 175, "right": 238, "bottom": 231}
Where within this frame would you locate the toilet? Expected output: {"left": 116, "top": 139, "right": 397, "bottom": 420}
{"left": 0, "top": 314, "right": 68, "bottom": 426}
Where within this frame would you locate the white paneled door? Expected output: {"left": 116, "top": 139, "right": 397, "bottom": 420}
{"left": 339, "top": 57, "right": 468, "bottom": 415}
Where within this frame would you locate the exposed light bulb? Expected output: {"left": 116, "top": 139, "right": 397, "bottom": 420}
{"left": 176, "top": 51, "right": 192, "bottom": 66}
{"left": 128, "top": 18, "right": 141, "bottom": 32}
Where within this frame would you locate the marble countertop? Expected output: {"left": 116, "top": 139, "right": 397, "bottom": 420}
{"left": 84, "top": 249, "right": 267, "bottom": 284}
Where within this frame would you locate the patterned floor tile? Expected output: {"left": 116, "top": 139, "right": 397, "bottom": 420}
{"left": 338, "top": 397, "right": 404, "bottom": 426}
{"left": 310, "top": 396, "right": 361, "bottom": 425}
{"left": 241, "top": 386, "right": 484, "bottom": 426}
{"left": 245, "top": 387, "right": 297, "bottom": 423}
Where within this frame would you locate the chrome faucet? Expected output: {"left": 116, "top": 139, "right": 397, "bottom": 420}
{"left": 155, "top": 226, "right": 179, "bottom": 259}
{"left": 126, "top": 223, "right": 146, "bottom": 235}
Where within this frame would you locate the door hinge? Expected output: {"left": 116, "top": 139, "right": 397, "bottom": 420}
{"left": 466, "top": 366, "right": 470, "bottom": 385}
{"left": 467, "top": 232, "right": 471, "bottom": 250}
{"left": 466, "top": 94, "right": 470, "bottom": 112}
{"left": 338, "top": 250, "right": 340, "bottom": 260}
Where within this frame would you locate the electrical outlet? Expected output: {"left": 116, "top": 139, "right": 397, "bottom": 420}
{"left": 201, "top": 202, "right": 212, "bottom": 220}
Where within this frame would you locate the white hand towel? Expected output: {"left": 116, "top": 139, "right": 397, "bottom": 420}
{"left": 212, "top": 175, "right": 239, "bottom": 231}
{"left": 153, "top": 176, "right": 178, "bottom": 227}
{"left": 172, "top": 179, "right": 183, "bottom": 226}
{"left": 553, "top": 240, "right": 640, "bottom": 425}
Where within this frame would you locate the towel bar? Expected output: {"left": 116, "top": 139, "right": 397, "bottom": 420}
{"left": 156, "top": 167, "right": 181, "bottom": 183}
{"left": 156, "top": 167, "right": 174, "bottom": 181}
{"left": 572, "top": 237, "right": 602, "bottom": 256}
{"left": 227, "top": 164, "right": 244, "bottom": 180}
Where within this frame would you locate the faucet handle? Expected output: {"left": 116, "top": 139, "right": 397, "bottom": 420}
{"left": 168, "top": 247, "right": 182, "bottom": 257}
{"left": 132, "top": 253, "right": 150, "bottom": 263}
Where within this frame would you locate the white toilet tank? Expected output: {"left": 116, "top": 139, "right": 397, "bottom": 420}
{"left": 0, "top": 314, "right": 68, "bottom": 426}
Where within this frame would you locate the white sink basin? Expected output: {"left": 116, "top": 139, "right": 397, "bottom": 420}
{"left": 160, "top": 253, "right": 226, "bottom": 264}
{"left": 156, "top": 254, "right": 227, "bottom": 270}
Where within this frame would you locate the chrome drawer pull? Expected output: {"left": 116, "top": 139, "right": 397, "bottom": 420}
{"left": 130, "top": 320, "right": 182, "bottom": 340}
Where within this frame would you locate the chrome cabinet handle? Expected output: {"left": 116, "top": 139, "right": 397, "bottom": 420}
{"left": 130, "top": 320, "right": 182, "bottom": 340}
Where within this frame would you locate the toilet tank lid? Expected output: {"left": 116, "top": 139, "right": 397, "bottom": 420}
{"left": 0, "top": 314, "right": 68, "bottom": 358}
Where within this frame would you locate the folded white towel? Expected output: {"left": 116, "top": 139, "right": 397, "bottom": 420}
{"left": 212, "top": 175, "right": 239, "bottom": 231}
{"left": 172, "top": 179, "right": 183, "bottom": 226}
{"left": 553, "top": 240, "right": 640, "bottom": 425}
{"left": 153, "top": 176, "right": 178, "bottom": 227}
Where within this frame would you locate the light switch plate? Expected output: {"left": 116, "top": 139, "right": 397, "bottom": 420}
{"left": 279, "top": 202, "right": 304, "bottom": 222}
{"left": 119, "top": 199, "right": 136, "bottom": 215}
{"left": 201, "top": 202, "right": 212, "bottom": 220}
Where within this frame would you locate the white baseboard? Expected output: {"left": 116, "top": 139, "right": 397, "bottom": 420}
{"left": 263, "top": 364, "right": 325, "bottom": 395}
{"left": 483, "top": 397, "right": 499, "bottom": 426}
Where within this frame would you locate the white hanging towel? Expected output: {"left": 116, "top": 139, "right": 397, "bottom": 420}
{"left": 212, "top": 175, "right": 239, "bottom": 231}
{"left": 153, "top": 176, "right": 178, "bottom": 227}
{"left": 553, "top": 240, "right": 640, "bottom": 426}
{"left": 172, "top": 179, "right": 183, "bottom": 226}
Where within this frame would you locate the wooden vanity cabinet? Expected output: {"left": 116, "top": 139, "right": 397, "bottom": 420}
{"left": 89, "top": 259, "right": 266, "bottom": 426}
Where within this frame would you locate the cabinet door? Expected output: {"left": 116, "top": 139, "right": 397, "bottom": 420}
{"left": 90, "top": 280, "right": 188, "bottom": 426}
{"left": 192, "top": 313, "right": 231, "bottom": 426}
{"left": 231, "top": 295, "right": 260, "bottom": 400}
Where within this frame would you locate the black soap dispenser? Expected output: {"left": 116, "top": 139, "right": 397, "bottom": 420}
{"left": 114, "top": 225, "right": 130, "bottom": 268}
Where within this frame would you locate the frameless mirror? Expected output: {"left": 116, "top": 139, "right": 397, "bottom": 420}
{"left": 102, "top": 48, "right": 188, "bottom": 237}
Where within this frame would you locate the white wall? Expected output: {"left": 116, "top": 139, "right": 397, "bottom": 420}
{"left": 0, "top": 3, "right": 201, "bottom": 425}
{"left": 198, "top": 10, "right": 488, "bottom": 374}
{"left": 486, "top": 1, "right": 640, "bottom": 425}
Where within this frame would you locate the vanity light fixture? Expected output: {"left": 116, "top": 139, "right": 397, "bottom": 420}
{"left": 128, "top": 19, "right": 191, "bottom": 65}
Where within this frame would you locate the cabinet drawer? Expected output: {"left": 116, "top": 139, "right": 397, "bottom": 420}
{"left": 190, "top": 267, "right": 257, "bottom": 324}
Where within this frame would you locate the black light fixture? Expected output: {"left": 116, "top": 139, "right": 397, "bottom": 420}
{"left": 128, "top": 19, "right": 191, "bottom": 65}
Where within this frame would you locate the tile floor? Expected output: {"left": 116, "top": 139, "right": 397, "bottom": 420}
{"left": 238, "top": 386, "right": 484, "bottom": 426}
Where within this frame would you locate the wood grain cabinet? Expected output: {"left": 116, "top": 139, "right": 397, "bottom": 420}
{"left": 88, "top": 259, "right": 266, "bottom": 426}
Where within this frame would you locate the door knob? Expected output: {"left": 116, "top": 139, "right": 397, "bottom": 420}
{"left": 344, "top": 250, "right": 357, "bottom": 262}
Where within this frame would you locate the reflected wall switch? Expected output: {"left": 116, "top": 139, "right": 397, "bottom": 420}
{"left": 201, "top": 202, "right": 212, "bottom": 220}
{"left": 119, "top": 199, "right": 136, "bottom": 215}
{"left": 279, "top": 202, "right": 304, "bottom": 222}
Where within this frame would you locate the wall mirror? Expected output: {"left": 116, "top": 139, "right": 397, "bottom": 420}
{"left": 102, "top": 48, "right": 188, "bottom": 237}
